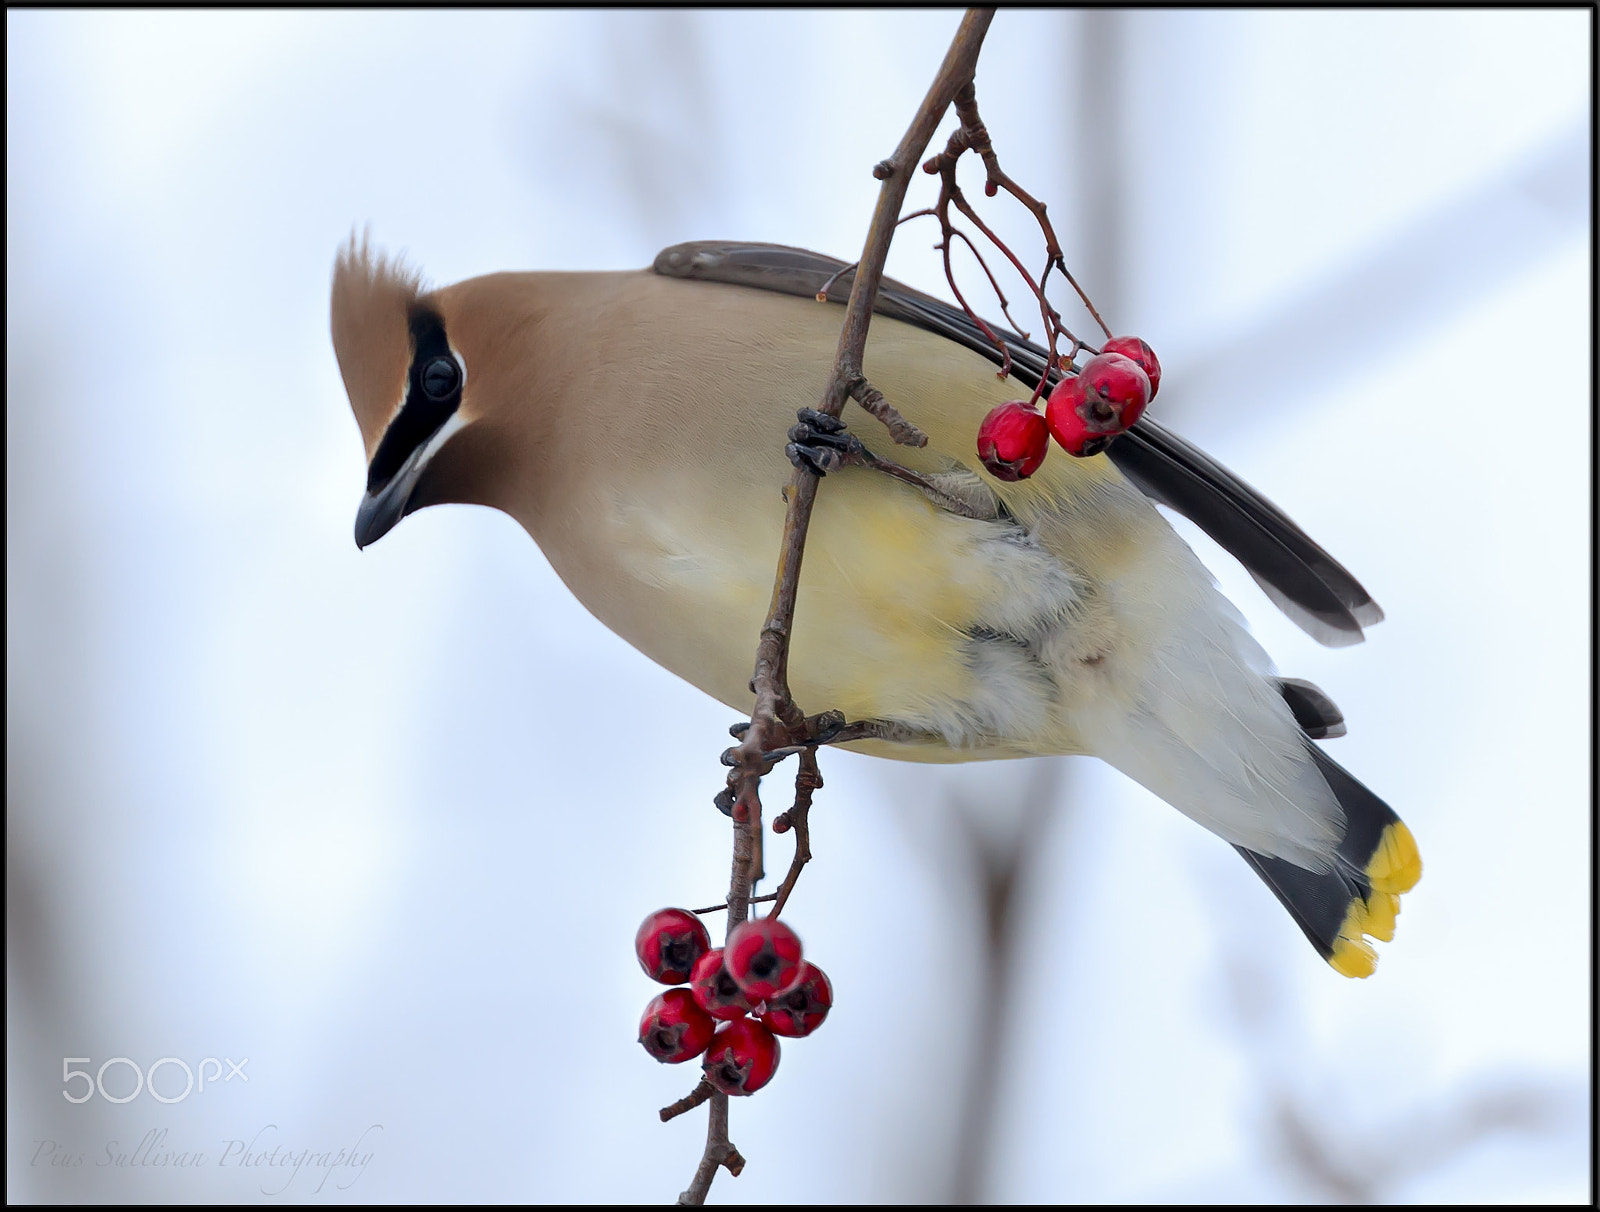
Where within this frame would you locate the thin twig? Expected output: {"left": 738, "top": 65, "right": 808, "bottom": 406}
{"left": 768, "top": 750, "right": 821, "bottom": 919}
{"left": 939, "top": 222, "right": 1014, "bottom": 378}
{"left": 951, "top": 83, "right": 1114, "bottom": 341}
{"left": 661, "top": 1080, "right": 715, "bottom": 1123}
{"left": 847, "top": 373, "right": 928, "bottom": 447}
{"left": 814, "top": 261, "right": 858, "bottom": 302}
{"left": 690, "top": 892, "right": 779, "bottom": 916}
{"left": 948, "top": 226, "right": 1030, "bottom": 339}
{"left": 1055, "top": 259, "right": 1114, "bottom": 342}
{"left": 947, "top": 186, "right": 1085, "bottom": 361}
{"left": 919, "top": 80, "right": 1114, "bottom": 405}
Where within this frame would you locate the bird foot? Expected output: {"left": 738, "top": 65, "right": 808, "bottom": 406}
{"left": 784, "top": 408, "right": 999, "bottom": 521}
{"left": 717, "top": 711, "right": 902, "bottom": 813}
{"left": 785, "top": 409, "right": 870, "bottom": 476}
{"left": 721, "top": 709, "right": 856, "bottom": 767}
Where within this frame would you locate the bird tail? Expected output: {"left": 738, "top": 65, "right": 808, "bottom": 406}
{"left": 1236, "top": 742, "right": 1422, "bottom": 978}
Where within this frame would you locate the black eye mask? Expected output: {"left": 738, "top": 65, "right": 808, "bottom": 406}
{"left": 365, "top": 308, "right": 463, "bottom": 494}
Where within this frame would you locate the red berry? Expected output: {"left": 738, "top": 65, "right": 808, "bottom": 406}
{"left": 758, "top": 962, "right": 832, "bottom": 1038}
{"left": 638, "top": 989, "right": 716, "bottom": 1063}
{"left": 1100, "top": 336, "right": 1161, "bottom": 401}
{"left": 689, "top": 948, "right": 756, "bottom": 1021}
{"left": 724, "top": 916, "right": 804, "bottom": 1001}
{"left": 702, "top": 1018, "right": 781, "bottom": 1096}
{"left": 1046, "top": 351, "right": 1151, "bottom": 458}
{"left": 1045, "top": 377, "right": 1116, "bottom": 457}
{"left": 975, "top": 401, "right": 1049, "bottom": 481}
{"left": 1077, "top": 352, "right": 1150, "bottom": 431}
{"left": 635, "top": 908, "right": 711, "bottom": 985}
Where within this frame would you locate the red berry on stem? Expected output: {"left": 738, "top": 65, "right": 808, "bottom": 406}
{"left": 1077, "top": 352, "right": 1151, "bottom": 431}
{"left": 1045, "top": 377, "right": 1115, "bottom": 457}
{"left": 638, "top": 989, "right": 716, "bottom": 1063}
{"left": 1100, "top": 336, "right": 1161, "bottom": 400}
{"left": 724, "top": 916, "right": 804, "bottom": 1001}
{"left": 635, "top": 908, "right": 711, "bottom": 985}
{"left": 1046, "top": 351, "right": 1151, "bottom": 458}
{"left": 689, "top": 948, "right": 756, "bottom": 1021}
{"left": 975, "top": 401, "right": 1050, "bottom": 482}
{"left": 758, "top": 962, "right": 833, "bottom": 1038}
{"left": 703, "top": 1017, "right": 781, "bottom": 1096}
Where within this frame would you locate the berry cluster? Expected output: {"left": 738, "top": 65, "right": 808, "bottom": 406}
{"left": 635, "top": 908, "right": 832, "bottom": 1097}
{"left": 975, "top": 335, "right": 1161, "bottom": 478}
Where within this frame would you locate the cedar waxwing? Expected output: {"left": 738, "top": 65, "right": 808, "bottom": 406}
{"left": 330, "top": 237, "right": 1420, "bottom": 978}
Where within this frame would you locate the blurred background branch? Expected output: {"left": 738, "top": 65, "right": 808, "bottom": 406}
{"left": 946, "top": 761, "right": 1066, "bottom": 1205}
{"left": 1155, "top": 119, "right": 1591, "bottom": 435}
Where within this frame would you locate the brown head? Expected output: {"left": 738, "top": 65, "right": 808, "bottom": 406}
{"left": 330, "top": 234, "right": 527, "bottom": 548}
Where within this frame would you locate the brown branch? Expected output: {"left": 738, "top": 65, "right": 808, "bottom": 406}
{"left": 727, "top": 1, "right": 995, "bottom": 883}
{"left": 678, "top": 1093, "right": 745, "bottom": 1204}
{"left": 674, "top": 8, "right": 998, "bottom": 1205}
{"left": 847, "top": 372, "right": 928, "bottom": 447}
{"left": 660, "top": 1079, "right": 716, "bottom": 1123}
{"left": 679, "top": 723, "right": 766, "bottom": 1205}
{"left": 768, "top": 749, "right": 821, "bottom": 919}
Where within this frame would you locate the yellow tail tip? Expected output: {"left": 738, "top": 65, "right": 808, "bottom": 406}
{"left": 1329, "top": 878, "right": 1409, "bottom": 978}
{"left": 1360, "top": 891, "right": 1400, "bottom": 943}
{"left": 1367, "top": 821, "right": 1422, "bottom": 894}
{"left": 1329, "top": 935, "right": 1378, "bottom": 979}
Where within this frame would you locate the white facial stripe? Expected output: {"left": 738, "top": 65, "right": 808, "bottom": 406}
{"left": 412, "top": 408, "right": 468, "bottom": 478}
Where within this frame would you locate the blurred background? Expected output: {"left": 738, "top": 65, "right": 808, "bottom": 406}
{"left": 6, "top": 9, "right": 1590, "bottom": 1204}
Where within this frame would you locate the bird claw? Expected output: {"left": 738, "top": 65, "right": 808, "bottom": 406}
{"left": 713, "top": 710, "right": 899, "bottom": 815}
{"left": 786, "top": 409, "right": 867, "bottom": 476}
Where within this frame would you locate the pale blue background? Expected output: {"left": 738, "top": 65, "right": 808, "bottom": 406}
{"left": 8, "top": 10, "right": 1591, "bottom": 1203}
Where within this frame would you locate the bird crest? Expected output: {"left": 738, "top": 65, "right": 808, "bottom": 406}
{"left": 330, "top": 230, "right": 426, "bottom": 458}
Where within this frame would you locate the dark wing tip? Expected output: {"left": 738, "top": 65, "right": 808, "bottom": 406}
{"left": 1275, "top": 677, "right": 1347, "bottom": 740}
{"left": 1109, "top": 421, "right": 1382, "bottom": 647}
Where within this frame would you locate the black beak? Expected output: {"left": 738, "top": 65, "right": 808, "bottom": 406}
{"left": 353, "top": 413, "right": 463, "bottom": 549}
{"left": 354, "top": 476, "right": 409, "bottom": 549}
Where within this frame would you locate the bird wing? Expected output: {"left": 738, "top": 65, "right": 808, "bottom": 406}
{"left": 652, "top": 240, "right": 1382, "bottom": 648}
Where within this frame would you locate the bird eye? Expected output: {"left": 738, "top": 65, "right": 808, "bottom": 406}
{"left": 420, "top": 356, "right": 460, "bottom": 400}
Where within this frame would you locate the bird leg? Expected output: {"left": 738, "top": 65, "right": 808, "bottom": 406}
{"left": 785, "top": 409, "right": 997, "bottom": 520}
{"left": 718, "top": 711, "right": 935, "bottom": 797}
